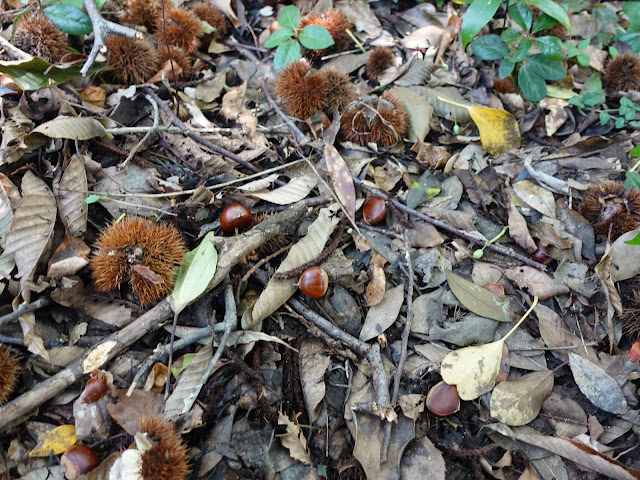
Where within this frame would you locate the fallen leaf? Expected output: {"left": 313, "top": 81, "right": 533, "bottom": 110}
{"left": 490, "top": 371, "right": 554, "bottom": 426}
{"left": 324, "top": 144, "right": 356, "bottom": 219}
{"left": 505, "top": 266, "right": 569, "bottom": 299}
{"left": 29, "top": 424, "right": 77, "bottom": 457}
{"left": 360, "top": 284, "right": 405, "bottom": 341}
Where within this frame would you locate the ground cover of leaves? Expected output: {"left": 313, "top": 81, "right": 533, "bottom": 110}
{"left": 0, "top": 0, "right": 639, "bottom": 479}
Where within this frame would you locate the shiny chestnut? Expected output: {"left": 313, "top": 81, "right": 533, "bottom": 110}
{"left": 531, "top": 239, "right": 552, "bottom": 265}
{"left": 61, "top": 444, "right": 99, "bottom": 479}
{"left": 220, "top": 204, "right": 253, "bottom": 233}
{"left": 81, "top": 370, "right": 107, "bottom": 403}
{"left": 299, "top": 266, "right": 329, "bottom": 299}
{"left": 363, "top": 196, "right": 387, "bottom": 225}
{"left": 426, "top": 381, "right": 460, "bottom": 417}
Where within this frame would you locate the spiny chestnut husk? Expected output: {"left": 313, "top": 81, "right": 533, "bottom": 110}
{"left": 340, "top": 91, "right": 408, "bottom": 147}
{"left": 578, "top": 180, "right": 640, "bottom": 240}
{"left": 13, "top": 12, "right": 69, "bottom": 63}
{"left": 158, "top": 45, "right": 193, "bottom": 79}
{"left": 275, "top": 59, "right": 327, "bottom": 119}
{"left": 603, "top": 52, "right": 640, "bottom": 93}
{"left": 299, "top": 9, "right": 351, "bottom": 56}
{"left": 318, "top": 67, "right": 354, "bottom": 113}
{"left": 0, "top": 344, "right": 19, "bottom": 406}
{"left": 192, "top": 3, "right": 229, "bottom": 42}
{"left": 91, "top": 216, "right": 187, "bottom": 306}
{"left": 104, "top": 35, "right": 161, "bottom": 85}
{"left": 155, "top": 8, "right": 203, "bottom": 54}
{"left": 139, "top": 415, "right": 190, "bottom": 480}
{"left": 123, "top": 0, "right": 160, "bottom": 31}
{"left": 366, "top": 47, "right": 394, "bottom": 82}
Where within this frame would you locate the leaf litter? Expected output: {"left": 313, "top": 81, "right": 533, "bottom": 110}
{"left": 0, "top": 0, "right": 639, "bottom": 479}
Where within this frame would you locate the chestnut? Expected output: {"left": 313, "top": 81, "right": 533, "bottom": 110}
{"left": 363, "top": 196, "right": 387, "bottom": 225}
{"left": 220, "top": 204, "right": 253, "bottom": 233}
{"left": 484, "top": 283, "right": 505, "bottom": 296}
{"left": 299, "top": 266, "right": 329, "bottom": 299}
{"left": 426, "top": 381, "right": 460, "bottom": 417}
{"left": 81, "top": 370, "right": 107, "bottom": 403}
{"left": 61, "top": 444, "right": 99, "bottom": 479}
{"left": 531, "top": 239, "right": 552, "bottom": 265}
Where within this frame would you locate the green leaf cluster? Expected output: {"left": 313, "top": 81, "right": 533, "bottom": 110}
{"left": 39, "top": 0, "right": 107, "bottom": 36}
{"left": 264, "top": 5, "right": 334, "bottom": 71}
{"left": 467, "top": 0, "right": 570, "bottom": 102}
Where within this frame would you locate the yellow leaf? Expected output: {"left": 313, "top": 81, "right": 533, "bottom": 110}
{"left": 29, "top": 424, "right": 77, "bottom": 457}
{"left": 440, "top": 341, "right": 504, "bottom": 401}
{"left": 467, "top": 106, "right": 520, "bottom": 155}
{"left": 490, "top": 370, "right": 554, "bottom": 426}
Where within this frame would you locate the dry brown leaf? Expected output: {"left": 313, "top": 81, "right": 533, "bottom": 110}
{"left": 490, "top": 371, "right": 554, "bottom": 426}
{"left": 400, "top": 435, "right": 446, "bottom": 480}
{"left": 278, "top": 411, "right": 311, "bottom": 465}
{"left": 299, "top": 339, "right": 330, "bottom": 423}
{"left": 505, "top": 266, "right": 569, "bottom": 299}
{"left": 360, "top": 284, "right": 405, "bottom": 341}
{"left": 54, "top": 154, "right": 88, "bottom": 237}
{"left": 508, "top": 201, "right": 536, "bottom": 253}
{"left": 512, "top": 180, "right": 556, "bottom": 219}
{"left": 594, "top": 243, "right": 622, "bottom": 352}
{"left": 248, "top": 173, "right": 319, "bottom": 205}
{"left": 165, "top": 342, "right": 213, "bottom": 420}
{"left": 324, "top": 145, "right": 356, "bottom": 219}
{"left": 47, "top": 232, "right": 90, "bottom": 278}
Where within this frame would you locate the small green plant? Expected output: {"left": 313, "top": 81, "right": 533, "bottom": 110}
{"left": 615, "top": 2, "right": 640, "bottom": 52}
{"left": 469, "top": 1, "right": 569, "bottom": 102}
{"left": 264, "top": 5, "right": 334, "bottom": 71}
{"left": 25, "top": 0, "right": 108, "bottom": 36}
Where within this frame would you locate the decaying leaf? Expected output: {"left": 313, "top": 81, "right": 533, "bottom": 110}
{"left": 31, "top": 117, "right": 106, "bottom": 140}
{"left": 513, "top": 180, "right": 556, "bottom": 219}
{"left": 324, "top": 144, "right": 356, "bottom": 219}
{"left": 278, "top": 411, "right": 312, "bottom": 465}
{"left": 389, "top": 86, "right": 432, "bottom": 142}
{"left": 299, "top": 339, "right": 330, "bottom": 423}
{"left": 28, "top": 424, "right": 77, "bottom": 457}
{"left": 505, "top": 266, "right": 569, "bottom": 300}
{"left": 490, "top": 371, "right": 554, "bottom": 426}
{"left": 54, "top": 154, "right": 88, "bottom": 236}
{"left": 445, "top": 269, "right": 518, "bottom": 322}
{"left": 165, "top": 342, "right": 213, "bottom": 420}
{"left": 360, "top": 284, "right": 405, "bottom": 341}
{"left": 248, "top": 173, "right": 319, "bottom": 205}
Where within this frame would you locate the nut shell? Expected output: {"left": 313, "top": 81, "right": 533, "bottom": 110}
{"left": 82, "top": 370, "right": 107, "bottom": 403}
{"left": 61, "top": 445, "right": 99, "bottom": 479}
{"left": 299, "top": 266, "right": 329, "bottom": 299}
{"left": 426, "top": 381, "right": 460, "bottom": 417}
{"left": 220, "top": 204, "right": 253, "bottom": 233}
{"left": 363, "top": 197, "right": 387, "bottom": 225}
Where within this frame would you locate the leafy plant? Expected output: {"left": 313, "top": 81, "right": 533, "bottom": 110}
{"left": 615, "top": 2, "right": 640, "bottom": 52}
{"left": 36, "top": 0, "right": 107, "bottom": 35}
{"left": 469, "top": 1, "right": 570, "bottom": 101}
{"left": 264, "top": 5, "right": 334, "bottom": 71}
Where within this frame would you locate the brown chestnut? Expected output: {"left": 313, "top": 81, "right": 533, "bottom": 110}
{"left": 363, "top": 196, "right": 387, "bottom": 225}
{"left": 81, "top": 370, "right": 107, "bottom": 403}
{"left": 426, "top": 380, "right": 460, "bottom": 417}
{"left": 61, "top": 444, "right": 99, "bottom": 479}
{"left": 299, "top": 266, "right": 329, "bottom": 299}
{"left": 484, "top": 283, "right": 505, "bottom": 296}
{"left": 531, "top": 239, "right": 552, "bottom": 265}
{"left": 220, "top": 204, "right": 253, "bottom": 233}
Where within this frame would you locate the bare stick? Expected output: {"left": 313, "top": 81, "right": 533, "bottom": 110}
{"left": 0, "top": 297, "right": 51, "bottom": 327}
{"left": 354, "top": 178, "right": 547, "bottom": 271}
{"left": 259, "top": 79, "right": 307, "bottom": 145}
{"left": 0, "top": 202, "right": 308, "bottom": 432}
{"left": 81, "top": 0, "right": 140, "bottom": 76}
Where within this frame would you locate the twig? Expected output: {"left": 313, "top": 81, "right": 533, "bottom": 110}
{"left": 259, "top": 79, "right": 308, "bottom": 145}
{"left": 381, "top": 231, "right": 415, "bottom": 463}
{"left": 81, "top": 0, "right": 140, "bottom": 77}
{"left": 0, "top": 297, "right": 51, "bottom": 326}
{"left": 121, "top": 94, "right": 159, "bottom": 168}
{"left": 144, "top": 89, "right": 287, "bottom": 186}
{"left": 0, "top": 202, "right": 309, "bottom": 432}
{"left": 354, "top": 178, "right": 547, "bottom": 271}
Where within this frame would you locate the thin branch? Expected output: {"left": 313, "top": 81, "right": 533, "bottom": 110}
{"left": 0, "top": 297, "right": 51, "bottom": 326}
{"left": 121, "top": 94, "right": 159, "bottom": 168}
{"left": 81, "top": 0, "right": 140, "bottom": 77}
{"left": 259, "top": 79, "right": 308, "bottom": 145}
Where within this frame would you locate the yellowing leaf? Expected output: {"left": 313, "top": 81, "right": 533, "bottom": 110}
{"left": 29, "top": 424, "right": 77, "bottom": 457}
{"left": 490, "top": 370, "right": 554, "bottom": 426}
{"left": 441, "top": 341, "right": 504, "bottom": 400}
{"left": 436, "top": 96, "right": 520, "bottom": 155}
{"left": 278, "top": 411, "right": 311, "bottom": 465}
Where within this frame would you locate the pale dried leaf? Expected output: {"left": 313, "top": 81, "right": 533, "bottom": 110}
{"left": 237, "top": 173, "right": 280, "bottom": 192}
{"left": 568, "top": 352, "right": 629, "bottom": 415}
{"left": 610, "top": 228, "right": 640, "bottom": 282}
{"left": 594, "top": 243, "right": 622, "bottom": 352}
{"left": 165, "top": 342, "right": 213, "bottom": 420}
{"left": 299, "top": 339, "right": 330, "bottom": 423}
{"left": 4, "top": 171, "right": 56, "bottom": 290}
{"left": 508, "top": 201, "right": 536, "bottom": 253}
{"left": 505, "top": 266, "right": 569, "bottom": 300}
{"left": 324, "top": 145, "right": 356, "bottom": 219}
{"left": 400, "top": 435, "right": 446, "bottom": 480}
{"left": 55, "top": 155, "right": 88, "bottom": 236}
{"left": 278, "top": 411, "right": 311, "bottom": 465}
{"left": 360, "top": 284, "right": 405, "bottom": 341}
{"left": 249, "top": 173, "right": 318, "bottom": 205}
{"left": 490, "top": 371, "right": 554, "bottom": 426}
{"left": 0, "top": 181, "right": 13, "bottom": 248}
{"left": 389, "top": 86, "right": 432, "bottom": 143}
{"left": 220, "top": 82, "right": 247, "bottom": 121}
{"left": 419, "top": 86, "right": 472, "bottom": 122}
{"left": 250, "top": 208, "right": 338, "bottom": 325}
{"left": 32, "top": 117, "right": 106, "bottom": 140}
{"left": 513, "top": 180, "right": 556, "bottom": 219}
{"left": 19, "top": 311, "right": 50, "bottom": 361}
{"left": 336, "top": 0, "right": 382, "bottom": 37}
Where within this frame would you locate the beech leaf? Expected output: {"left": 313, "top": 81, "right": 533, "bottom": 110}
{"left": 32, "top": 117, "right": 106, "bottom": 140}
{"left": 54, "top": 154, "right": 88, "bottom": 236}
{"left": 248, "top": 173, "right": 318, "bottom": 205}
{"left": 490, "top": 370, "right": 554, "bottom": 426}
{"left": 324, "top": 145, "right": 356, "bottom": 220}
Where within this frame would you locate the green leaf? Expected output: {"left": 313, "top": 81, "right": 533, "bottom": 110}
{"left": 626, "top": 171, "right": 640, "bottom": 190}
{"left": 499, "top": 57, "right": 516, "bottom": 78}
{"left": 518, "top": 64, "right": 547, "bottom": 101}
{"left": 577, "top": 37, "right": 590, "bottom": 50}
{"left": 509, "top": 3, "right": 533, "bottom": 30}
{"left": 501, "top": 28, "right": 523, "bottom": 44}
{"left": 264, "top": 27, "right": 294, "bottom": 48}
{"left": 299, "top": 24, "right": 335, "bottom": 50}
{"left": 168, "top": 232, "right": 218, "bottom": 316}
{"left": 461, "top": 0, "right": 502, "bottom": 49}
{"left": 583, "top": 91, "right": 604, "bottom": 106}
{"left": 512, "top": 37, "right": 533, "bottom": 62}
{"left": 0, "top": 57, "right": 104, "bottom": 90}
{"left": 278, "top": 5, "right": 300, "bottom": 30}
{"left": 85, "top": 194, "right": 101, "bottom": 204}
{"left": 630, "top": 144, "right": 640, "bottom": 157}
{"left": 623, "top": 2, "right": 640, "bottom": 25}
{"left": 599, "top": 111, "right": 611, "bottom": 125}
{"left": 531, "top": 13, "right": 559, "bottom": 34}
{"left": 536, "top": 35, "right": 564, "bottom": 60}
{"left": 527, "top": 54, "right": 566, "bottom": 80}
{"left": 44, "top": 4, "right": 92, "bottom": 35}
{"left": 616, "top": 117, "right": 626, "bottom": 129}
{"left": 470, "top": 34, "right": 509, "bottom": 60}
{"left": 273, "top": 39, "right": 301, "bottom": 71}
{"left": 43, "top": 0, "right": 106, "bottom": 8}
{"left": 577, "top": 51, "right": 590, "bottom": 66}
{"left": 528, "top": 0, "right": 571, "bottom": 30}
